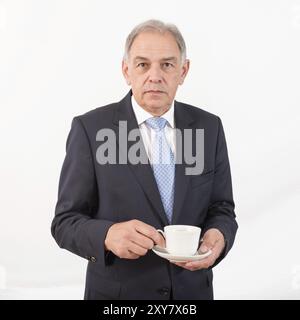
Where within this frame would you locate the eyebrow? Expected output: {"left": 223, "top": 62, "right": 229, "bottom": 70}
{"left": 133, "top": 56, "right": 178, "bottom": 63}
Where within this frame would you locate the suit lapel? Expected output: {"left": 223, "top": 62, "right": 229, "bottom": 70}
{"left": 171, "top": 100, "right": 195, "bottom": 224}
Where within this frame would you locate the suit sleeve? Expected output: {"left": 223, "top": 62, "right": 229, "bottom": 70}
{"left": 51, "top": 117, "right": 115, "bottom": 267}
{"left": 201, "top": 117, "right": 238, "bottom": 266}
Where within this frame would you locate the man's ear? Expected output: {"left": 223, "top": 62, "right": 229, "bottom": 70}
{"left": 179, "top": 59, "right": 190, "bottom": 85}
{"left": 122, "top": 60, "right": 131, "bottom": 85}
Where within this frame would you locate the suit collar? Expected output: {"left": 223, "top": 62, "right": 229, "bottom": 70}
{"left": 131, "top": 94, "right": 175, "bottom": 128}
{"left": 113, "top": 89, "right": 195, "bottom": 127}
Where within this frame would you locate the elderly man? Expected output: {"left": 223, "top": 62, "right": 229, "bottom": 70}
{"left": 51, "top": 19, "right": 238, "bottom": 300}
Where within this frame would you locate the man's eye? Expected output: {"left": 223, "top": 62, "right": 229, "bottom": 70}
{"left": 137, "top": 63, "right": 147, "bottom": 68}
{"left": 163, "top": 62, "right": 173, "bottom": 68}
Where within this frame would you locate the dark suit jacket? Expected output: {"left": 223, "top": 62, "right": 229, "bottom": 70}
{"left": 51, "top": 90, "right": 238, "bottom": 300}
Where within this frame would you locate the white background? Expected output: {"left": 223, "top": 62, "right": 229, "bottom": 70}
{"left": 0, "top": 0, "right": 300, "bottom": 299}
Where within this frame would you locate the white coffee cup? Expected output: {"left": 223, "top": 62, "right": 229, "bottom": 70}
{"left": 157, "top": 225, "right": 201, "bottom": 256}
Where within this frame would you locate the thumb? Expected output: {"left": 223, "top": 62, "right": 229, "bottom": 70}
{"left": 199, "top": 242, "right": 209, "bottom": 253}
{"left": 199, "top": 239, "right": 214, "bottom": 253}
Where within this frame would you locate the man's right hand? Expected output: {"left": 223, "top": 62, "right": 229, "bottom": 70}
{"left": 104, "top": 219, "right": 165, "bottom": 259}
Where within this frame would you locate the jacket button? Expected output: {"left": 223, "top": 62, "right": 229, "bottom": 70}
{"left": 158, "top": 287, "right": 169, "bottom": 296}
{"left": 90, "top": 256, "right": 97, "bottom": 263}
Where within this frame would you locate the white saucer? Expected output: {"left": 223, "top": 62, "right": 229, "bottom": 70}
{"left": 152, "top": 245, "right": 212, "bottom": 262}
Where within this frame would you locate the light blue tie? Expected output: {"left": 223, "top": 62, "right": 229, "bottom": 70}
{"left": 145, "top": 117, "right": 175, "bottom": 223}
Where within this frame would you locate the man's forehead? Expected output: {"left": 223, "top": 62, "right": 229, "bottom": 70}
{"left": 132, "top": 56, "right": 178, "bottom": 63}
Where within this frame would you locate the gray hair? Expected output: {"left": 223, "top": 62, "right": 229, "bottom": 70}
{"left": 123, "top": 19, "right": 187, "bottom": 64}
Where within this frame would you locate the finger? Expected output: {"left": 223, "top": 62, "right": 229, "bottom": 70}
{"left": 171, "top": 250, "right": 215, "bottom": 270}
{"left": 172, "top": 248, "right": 216, "bottom": 270}
{"left": 200, "top": 229, "right": 225, "bottom": 253}
{"left": 117, "top": 244, "right": 140, "bottom": 259}
{"left": 131, "top": 232, "right": 156, "bottom": 250}
{"left": 134, "top": 221, "right": 164, "bottom": 246}
{"left": 199, "top": 240, "right": 223, "bottom": 261}
{"left": 155, "top": 233, "right": 166, "bottom": 248}
{"left": 127, "top": 242, "right": 148, "bottom": 257}
{"left": 171, "top": 261, "right": 188, "bottom": 267}
{"left": 199, "top": 239, "right": 216, "bottom": 253}
{"left": 213, "top": 237, "right": 226, "bottom": 254}
{"left": 185, "top": 255, "right": 215, "bottom": 269}
{"left": 126, "top": 250, "right": 140, "bottom": 259}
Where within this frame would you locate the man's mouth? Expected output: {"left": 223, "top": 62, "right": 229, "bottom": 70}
{"left": 145, "top": 90, "right": 164, "bottom": 94}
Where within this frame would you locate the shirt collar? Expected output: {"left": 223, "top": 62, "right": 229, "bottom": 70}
{"left": 131, "top": 94, "right": 175, "bottom": 128}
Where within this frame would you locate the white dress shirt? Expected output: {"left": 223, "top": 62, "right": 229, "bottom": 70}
{"left": 131, "top": 95, "right": 176, "bottom": 164}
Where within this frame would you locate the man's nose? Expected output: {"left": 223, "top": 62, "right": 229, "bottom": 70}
{"left": 148, "top": 65, "right": 163, "bottom": 83}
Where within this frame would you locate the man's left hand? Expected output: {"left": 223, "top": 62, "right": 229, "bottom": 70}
{"left": 172, "top": 228, "right": 225, "bottom": 271}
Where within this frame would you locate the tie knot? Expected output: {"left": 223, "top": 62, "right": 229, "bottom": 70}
{"left": 145, "top": 117, "right": 168, "bottom": 131}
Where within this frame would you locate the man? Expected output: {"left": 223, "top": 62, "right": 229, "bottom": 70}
{"left": 51, "top": 19, "right": 238, "bottom": 300}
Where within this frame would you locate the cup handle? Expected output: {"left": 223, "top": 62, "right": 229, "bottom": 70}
{"left": 156, "top": 229, "right": 165, "bottom": 240}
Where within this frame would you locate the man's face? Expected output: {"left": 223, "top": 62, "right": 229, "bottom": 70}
{"left": 122, "top": 31, "right": 190, "bottom": 116}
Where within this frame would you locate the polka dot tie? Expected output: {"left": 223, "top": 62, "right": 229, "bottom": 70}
{"left": 145, "top": 117, "right": 175, "bottom": 223}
